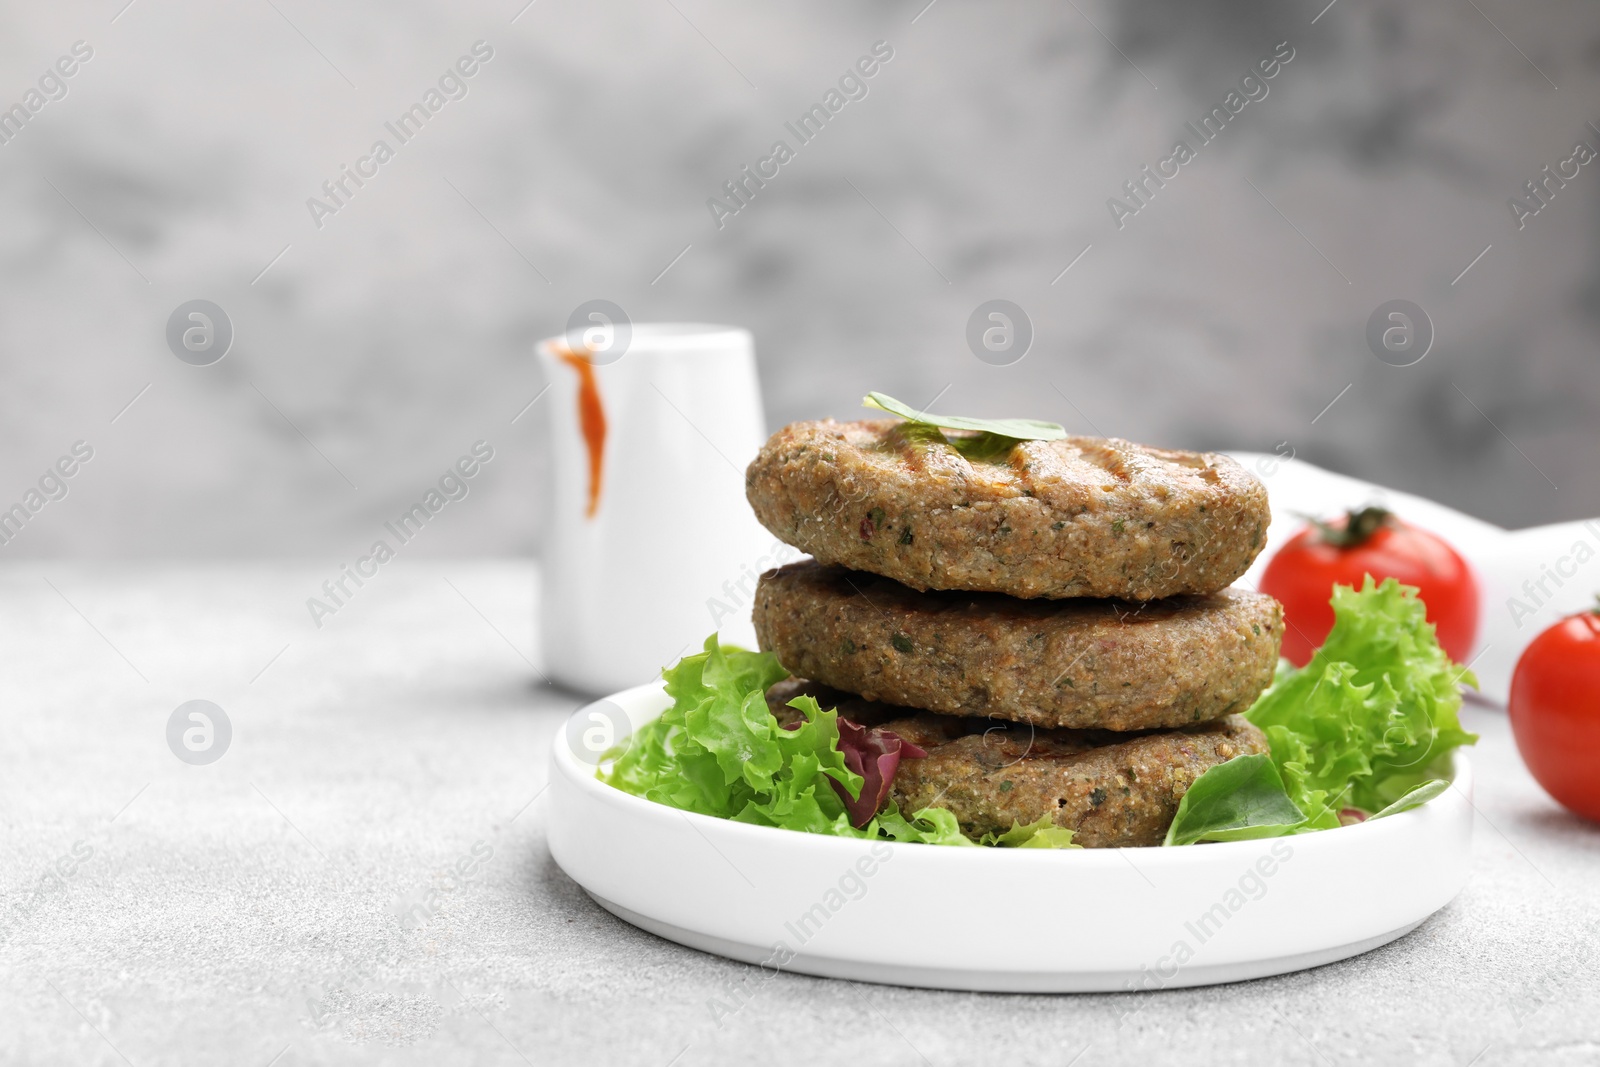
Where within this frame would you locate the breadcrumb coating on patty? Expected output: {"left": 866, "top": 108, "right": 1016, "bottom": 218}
{"left": 755, "top": 560, "right": 1283, "bottom": 731}
{"left": 766, "top": 679, "right": 1269, "bottom": 848}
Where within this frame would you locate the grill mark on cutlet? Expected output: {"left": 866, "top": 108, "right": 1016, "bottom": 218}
{"left": 1008, "top": 445, "right": 1040, "bottom": 499}
{"left": 881, "top": 423, "right": 932, "bottom": 473}
{"left": 1150, "top": 446, "right": 1223, "bottom": 483}
{"left": 746, "top": 419, "right": 1270, "bottom": 600}
{"left": 1071, "top": 438, "right": 1133, "bottom": 482}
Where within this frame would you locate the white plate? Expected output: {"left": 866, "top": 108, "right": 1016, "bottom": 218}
{"left": 546, "top": 682, "right": 1474, "bottom": 993}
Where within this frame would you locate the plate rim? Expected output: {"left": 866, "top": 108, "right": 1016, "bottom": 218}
{"left": 583, "top": 891, "right": 1432, "bottom": 992}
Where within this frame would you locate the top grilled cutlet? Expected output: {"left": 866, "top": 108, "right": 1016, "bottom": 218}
{"left": 745, "top": 419, "right": 1271, "bottom": 601}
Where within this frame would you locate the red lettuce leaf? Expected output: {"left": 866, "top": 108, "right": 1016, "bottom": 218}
{"left": 785, "top": 716, "right": 927, "bottom": 829}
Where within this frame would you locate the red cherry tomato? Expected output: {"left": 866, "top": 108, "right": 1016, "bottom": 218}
{"left": 1509, "top": 609, "right": 1600, "bottom": 823}
{"left": 1259, "top": 507, "right": 1480, "bottom": 665}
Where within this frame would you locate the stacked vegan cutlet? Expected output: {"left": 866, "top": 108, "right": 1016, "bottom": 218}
{"left": 744, "top": 418, "right": 1285, "bottom": 848}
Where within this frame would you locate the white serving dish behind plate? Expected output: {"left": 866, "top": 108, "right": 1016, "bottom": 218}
{"left": 546, "top": 682, "right": 1474, "bottom": 993}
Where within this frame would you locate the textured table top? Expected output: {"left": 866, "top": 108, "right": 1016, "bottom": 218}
{"left": 2, "top": 562, "right": 1597, "bottom": 1067}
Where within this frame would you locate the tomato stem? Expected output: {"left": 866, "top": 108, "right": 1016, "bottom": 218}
{"left": 1313, "top": 506, "right": 1393, "bottom": 549}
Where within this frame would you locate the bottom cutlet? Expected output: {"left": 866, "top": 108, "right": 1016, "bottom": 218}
{"left": 767, "top": 678, "right": 1267, "bottom": 849}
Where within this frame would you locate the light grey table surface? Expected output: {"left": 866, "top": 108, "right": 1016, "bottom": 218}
{"left": 2, "top": 561, "right": 1596, "bottom": 1067}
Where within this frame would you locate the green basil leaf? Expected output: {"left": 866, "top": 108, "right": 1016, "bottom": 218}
{"left": 1163, "top": 754, "right": 1306, "bottom": 846}
{"left": 863, "top": 392, "right": 1066, "bottom": 441}
{"left": 949, "top": 432, "right": 1024, "bottom": 464}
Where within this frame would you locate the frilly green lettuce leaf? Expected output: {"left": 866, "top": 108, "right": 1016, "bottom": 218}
{"left": 1168, "top": 577, "right": 1477, "bottom": 845}
{"left": 602, "top": 636, "right": 986, "bottom": 846}
{"left": 876, "top": 806, "right": 977, "bottom": 846}
{"left": 1247, "top": 576, "right": 1477, "bottom": 818}
{"left": 980, "top": 815, "right": 1082, "bottom": 849}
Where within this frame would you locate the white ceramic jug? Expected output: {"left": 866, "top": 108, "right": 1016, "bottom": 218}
{"left": 534, "top": 323, "right": 785, "bottom": 694}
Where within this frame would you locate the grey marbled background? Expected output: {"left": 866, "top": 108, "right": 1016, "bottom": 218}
{"left": 0, "top": 0, "right": 1596, "bottom": 560}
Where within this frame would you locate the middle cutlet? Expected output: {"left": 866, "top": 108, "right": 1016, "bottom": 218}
{"left": 753, "top": 559, "right": 1283, "bottom": 732}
